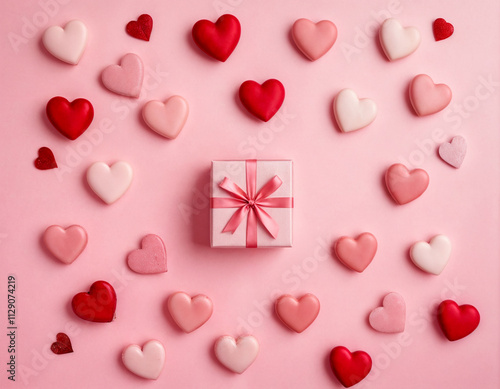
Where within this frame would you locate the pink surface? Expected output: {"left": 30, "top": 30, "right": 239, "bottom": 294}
{"left": 1, "top": 0, "right": 499, "bottom": 388}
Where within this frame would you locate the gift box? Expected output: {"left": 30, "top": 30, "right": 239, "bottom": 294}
{"left": 210, "top": 160, "right": 293, "bottom": 248}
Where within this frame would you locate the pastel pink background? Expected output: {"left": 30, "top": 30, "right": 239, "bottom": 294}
{"left": 1, "top": 0, "right": 499, "bottom": 388}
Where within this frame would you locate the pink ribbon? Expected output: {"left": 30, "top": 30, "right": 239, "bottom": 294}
{"left": 211, "top": 160, "right": 293, "bottom": 248}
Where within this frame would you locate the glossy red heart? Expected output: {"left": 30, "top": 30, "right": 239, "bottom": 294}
{"left": 51, "top": 333, "right": 73, "bottom": 355}
{"left": 330, "top": 346, "right": 372, "bottom": 388}
{"left": 126, "top": 14, "right": 153, "bottom": 41}
{"left": 437, "top": 300, "right": 480, "bottom": 341}
{"left": 34, "top": 147, "right": 57, "bottom": 170}
{"left": 192, "top": 14, "right": 240, "bottom": 62}
{"left": 433, "top": 18, "right": 454, "bottom": 41}
{"left": 71, "top": 281, "right": 116, "bottom": 323}
{"left": 46, "top": 97, "right": 94, "bottom": 140}
{"left": 239, "top": 79, "right": 285, "bottom": 122}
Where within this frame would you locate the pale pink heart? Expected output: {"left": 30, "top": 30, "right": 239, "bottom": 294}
{"left": 86, "top": 161, "right": 133, "bottom": 204}
{"left": 142, "top": 96, "right": 189, "bottom": 139}
{"left": 167, "top": 292, "right": 213, "bottom": 333}
{"left": 122, "top": 340, "right": 165, "bottom": 380}
{"left": 379, "top": 18, "right": 420, "bottom": 61}
{"left": 42, "top": 20, "right": 87, "bottom": 65}
{"left": 291, "top": 19, "right": 337, "bottom": 61}
{"left": 334, "top": 232, "right": 378, "bottom": 272}
{"left": 409, "top": 74, "right": 452, "bottom": 116}
{"left": 439, "top": 136, "right": 467, "bottom": 168}
{"left": 410, "top": 234, "right": 451, "bottom": 275}
{"left": 385, "top": 163, "right": 429, "bottom": 205}
{"left": 275, "top": 294, "right": 320, "bottom": 333}
{"left": 101, "top": 53, "right": 144, "bottom": 98}
{"left": 43, "top": 225, "right": 87, "bottom": 264}
{"left": 127, "top": 234, "right": 167, "bottom": 274}
{"left": 334, "top": 88, "right": 377, "bottom": 132}
{"left": 214, "top": 335, "right": 259, "bottom": 374}
{"left": 369, "top": 292, "right": 406, "bottom": 333}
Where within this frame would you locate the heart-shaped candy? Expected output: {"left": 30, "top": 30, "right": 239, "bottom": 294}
{"left": 410, "top": 234, "right": 451, "bottom": 275}
{"left": 127, "top": 234, "right": 167, "bottom": 274}
{"left": 437, "top": 300, "right": 480, "bottom": 341}
{"left": 333, "top": 89, "right": 377, "bottom": 132}
{"left": 101, "top": 53, "right": 144, "bottom": 98}
{"left": 214, "top": 335, "right": 259, "bottom": 374}
{"left": 122, "top": 340, "right": 165, "bottom": 379}
{"left": 167, "top": 292, "right": 213, "bottom": 333}
{"left": 291, "top": 19, "right": 337, "bottom": 61}
{"left": 239, "top": 79, "right": 285, "bottom": 122}
{"left": 385, "top": 163, "right": 429, "bottom": 205}
{"left": 42, "top": 20, "right": 87, "bottom": 65}
{"left": 43, "top": 225, "right": 88, "bottom": 264}
{"left": 86, "top": 161, "right": 133, "bottom": 204}
{"left": 275, "top": 294, "right": 320, "bottom": 333}
{"left": 438, "top": 136, "right": 466, "bottom": 168}
{"left": 126, "top": 14, "right": 153, "bottom": 41}
{"left": 142, "top": 96, "right": 189, "bottom": 139}
{"left": 71, "top": 280, "right": 116, "bottom": 322}
{"left": 409, "top": 74, "right": 452, "bottom": 116}
{"left": 51, "top": 333, "right": 73, "bottom": 355}
{"left": 46, "top": 97, "right": 94, "bottom": 140}
{"left": 34, "top": 147, "right": 57, "bottom": 170}
{"left": 433, "top": 18, "right": 454, "bottom": 41}
{"left": 334, "top": 232, "right": 377, "bottom": 272}
{"left": 329, "top": 346, "right": 372, "bottom": 388}
{"left": 369, "top": 292, "right": 406, "bottom": 333}
{"left": 379, "top": 18, "right": 420, "bottom": 61}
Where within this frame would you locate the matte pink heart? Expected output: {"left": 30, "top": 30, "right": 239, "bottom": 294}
{"left": 439, "top": 136, "right": 467, "bottom": 168}
{"left": 334, "top": 232, "right": 377, "bottom": 272}
{"left": 409, "top": 74, "right": 452, "bottom": 116}
{"left": 142, "top": 96, "right": 189, "bottom": 139}
{"left": 127, "top": 234, "right": 167, "bottom": 274}
{"left": 369, "top": 292, "right": 406, "bottom": 333}
{"left": 291, "top": 19, "right": 337, "bottom": 61}
{"left": 275, "top": 294, "right": 320, "bottom": 333}
{"left": 167, "top": 292, "right": 213, "bottom": 333}
{"left": 43, "top": 225, "right": 87, "bottom": 264}
{"left": 385, "top": 163, "right": 429, "bottom": 205}
{"left": 101, "top": 53, "right": 144, "bottom": 98}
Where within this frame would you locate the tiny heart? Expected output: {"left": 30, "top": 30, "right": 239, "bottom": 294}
{"left": 439, "top": 136, "right": 467, "bottom": 168}
{"left": 167, "top": 292, "right": 213, "bottom": 333}
{"left": 42, "top": 20, "right": 87, "bottom": 65}
{"left": 142, "top": 96, "right": 189, "bottom": 139}
{"left": 291, "top": 19, "right": 337, "bottom": 61}
{"left": 385, "top": 163, "right": 429, "bottom": 205}
{"left": 34, "top": 147, "right": 57, "bottom": 170}
{"left": 192, "top": 14, "right": 241, "bottom": 62}
{"left": 433, "top": 18, "right": 454, "bottom": 41}
{"left": 101, "top": 53, "right": 144, "bottom": 98}
{"left": 369, "top": 292, "right": 406, "bottom": 333}
{"left": 43, "top": 225, "right": 88, "bottom": 264}
{"left": 379, "top": 18, "right": 420, "bottom": 61}
{"left": 127, "top": 234, "right": 167, "bottom": 274}
{"left": 329, "top": 346, "right": 372, "bottom": 388}
{"left": 46, "top": 97, "right": 94, "bottom": 140}
{"left": 410, "top": 234, "right": 451, "bottom": 275}
{"left": 214, "top": 335, "right": 259, "bottom": 374}
{"left": 409, "top": 74, "right": 452, "bottom": 116}
{"left": 71, "top": 280, "right": 116, "bottom": 323}
{"left": 239, "top": 79, "right": 285, "bottom": 122}
{"left": 437, "top": 300, "right": 480, "bottom": 341}
{"left": 334, "top": 88, "right": 377, "bottom": 132}
{"left": 86, "top": 161, "right": 133, "bottom": 204}
{"left": 51, "top": 333, "right": 73, "bottom": 355}
{"left": 334, "top": 232, "right": 377, "bottom": 272}
{"left": 275, "top": 294, "right": 320, "bottom": 333}
{"left": 126, "top": 14, "right": 153, "bottom": 41}
{"left": 122, "top": 340, "right": 165, "bottom": 379}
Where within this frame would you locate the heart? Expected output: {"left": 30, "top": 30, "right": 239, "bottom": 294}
{"left": 291, "top": 19, "right": 337, "bottom": 61}
{"left": 71, "top": 280, "right": 117, "bottom": 322}
{"left": 122, "top": 340, "right": 165, "bottom": 379}
{"left": 167, "top": 292, "right": 213, "bottom": 333}
{"left": 369, "top": 292, "right": 406, "bottom": 333}
{"left": 379, "top": 18, "right": 420, "bottom": 61}
{"left": 34, "top": 147, "right": 57, "bottom": 170}
{"left": 385, "top": 163, "right": 429, "bottom": 205}
{"left": 126, "top": 14, "right": 153, "bottom": 41}
{"left": 410, "top": 234, "right": 451, "bottom": 275}
{"left": 43, "top": 225, "right": 88, "bottom": 264}
{"left": 239, "top": 79, "right": 285, "bottom": 122}
{"left": 439, "top": 136, "right": 466, "bottom": 168}
{"left": 334, "top": 232, "right": 377, "bottom": 272}
{"left": 329, "top": 346, "right": 372, "bottom": 388}
{"left": 42, "top": 20, "right": 87, "bottom": 65}
{"left": 101, "top": 53, "right": 144, "bottom": 98}
{"left": 275, "top": 294, "right": 320, "bottom": 333}
{"left": 333, "top": 89, "right": 377, "bottom": 132}
{"left": 433, "top": 18, "right": 454, "bottom": 41}
{"left": 142, "top": 96, "right": 189, "bottom": 139}
{"left": 409, "top": 74, "right": 452, "bottom": 116}
{"left": 214, "top": 335, "right": 259, "bottom": 374}
{"left": 46, "top": 97, "right": 94, "bottom": 140}
{"left": 192, "top": 14, "right": 241, "bottom": 62}
{"left": 50, "top": 333, "right": 73, "bottom": 355}
{"left": 86, "top": 161, "right": 133, "bottom": 204}
{"left": 127, "top": 234, "right": 167, "bottom": 274}
{"left": 437, "top": 300, "right": 480, "bottom": 341}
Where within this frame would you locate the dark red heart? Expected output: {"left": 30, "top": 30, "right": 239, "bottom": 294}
{"left": 192, "top": 14, "right": 240, "bottom": 62}
{"left": 126, "top": 14, "right": 153, "bottom": 41}
{"left": 329, "top": 346, "right": 372, "bottom": 388}
{"left": 34, "top": 147, "right": 57, "bottom": 170}
{"left": 51, "top": 333, "right": 73, "bottom": 355}
{"left": 46, "top": 97, "right": 94, "bottom": 140}
{"left": 71, "top": 281, "right": 117, "bottom": 323}
{"left": 433, "top": 18, "right": 454, "bottom": 41}
{"left": 437, "top": 300, "right": 480, "bottom": 341}
{"left": 239, "top": 79, "right": 285, "bottom": 122}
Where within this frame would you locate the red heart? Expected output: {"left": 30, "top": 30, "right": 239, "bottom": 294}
{"left": 126, "top": 14, "right": 153, "bottom": 41}
{"left": 239, "top": 79, "right": 285, "bottom": 122}
{"left": 433, "top": 18, "right": 454, "bottom": 41}
{"left": 385, "top": 163, "right": 429, "bottom": 205}
{"left": 50, "top": 333, "right": 73, "bottom": 355}
{"left": 71, "top": 281, "right": 117, "bottom": 323}
{"left": 46, "top": 97, "right": 94, "bottom": 140}
{"left": 330, "top": 346, "right": 372, "bottom": 388}
{"left": 437, "top": 300, "right": 480, "bottom": 341}
{"left": 34, "top": 147, "right": 57, "bottom": 170}
{"left": 192, "top": 14, "right": 240, "bottom": 62}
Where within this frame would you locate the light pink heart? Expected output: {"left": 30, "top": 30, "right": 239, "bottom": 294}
{"left": 334, "top": 232, "right": 378, "bottom": 272}
{"left": 275, "top": 294, "right": 320, "bottom": 333}
{"left": 409, "top": 74, "right": 452, "bottom": 116}
{"left": 214, "top": 335, "right": 259, "bottom": 374}
{"left": 291, "top": 19, "right": 337, "bottom": 61}
{"left": 127, "top": 234, "right": 167, "bottom": 274}
{"left": 43, "top": 225, "right": 88, "bottom": 264}
{"left": 122, "top": 340, "right": 165, "bottom": 380}
{"left": 101, "top": 53, "right": 144, "bottom": 98}
{"left": 142, "top": 96, "right": 189, "bottom": 139}
{"left": 167, "top": 292, "right": 213, "bottom": 333}
{"left": 369, "top": 292, "right": 406, "bottom": 333}
{"left": 439, "top": 136, "right": 467, "bottom": 168}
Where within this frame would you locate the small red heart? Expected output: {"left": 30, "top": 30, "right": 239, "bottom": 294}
{"left": 433, "top": 18, "right": 454, "bottom": 41}
{"left": 437, "top": 300, "right": 480, "bottom": 341}
{"left": 51, "top": 333, "right": 73, "bottom": 355}
{"left": 330, "top": 346, "right": 372, "bottom": 388}
{"left": 239, "top": 79, "right": 285, "bottom": 122}
{"left": 126, "top": 14, "right": 153, "bottom": 41}
{"left": 46, "top": 97, "right": 94, "bottom": 140}
{"left": 34, "top": 147, "right": 57, "bottom": 170}
{"left": 71, "top": 281, "right": 117, "bottom": 323}
{"left": 192, "top": 14, "right": 240, "bottom": 62}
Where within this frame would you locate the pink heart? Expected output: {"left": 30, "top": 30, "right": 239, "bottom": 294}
{"left": 101, "top": 53, "right": 144, "bottom": 98}
{"left": 43, "top": 225, "right": 87, "bottom": 264}
{"left": 385, "top": 163, "right": 429, "bottom": 205}
{"left": 167, "top": 292, "right": 213, "bottom": 333}
{"left": 142, "top": 96, "right": 189, "bottom": 139}
{"left": 275, "top": 294, "right": 320, "bottom": 333}
{"left": 291, "top": 19, "right": 337, "bottom": 61}
{"left": 369, "top": 292, "right": 406, "bottom": 333}
{"left": 439, "top": 136, "right": 467, "bottom": 168}
{"left": 334, "top": 232, "right": 377, "bottom": 272}
{"left": 409, "top": 74, "right": 452, "bottom": 116}
{"left": 214, "top": 335, "right": 259, "bottom": 374}
{"left": 127, "top": 234, "right": 167, "bottom": 274}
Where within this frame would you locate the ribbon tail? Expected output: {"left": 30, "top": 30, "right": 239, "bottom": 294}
{"left": 222, "top": 205, "right": 249, "bottom": 234}
{"left": 253, "top": 206, "right": 279, "bottom": 239}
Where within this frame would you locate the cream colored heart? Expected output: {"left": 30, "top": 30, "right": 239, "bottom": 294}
{"left": 42, "top": 20, "right": 88, "bottom": 65}
{"left": 214, "top": 335, "right": 259, "bottom": 374}
{"left": 142, "top": 96, "right": 189, "bottom": 139}
{"left": 410, "top": 235, "right": 451, "bottom": 275}
{"left": 334, "top": 89, "right": 377, "bottom": 132}
{"left": 86, "top": 161, "right": 133, "bottom": 204}
{"left": 122, "top": 340, "right": 165, "bottom": 380}
{"left": 379, "top": 18, "right": 420, "bottom": 61}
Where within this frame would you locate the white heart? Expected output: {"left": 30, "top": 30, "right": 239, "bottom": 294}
{"left": 410, "top": 235, "right": 451, "bottom": 275}
{"left": 379, "top": 18, "right": 420, "bottom": 61}
{"left": 86, "top": 161, "right": 133, "bottom": 204}
{"left": 122, "top": 340, "right": 165, "bottom": 380}
{"left": 214, "top": 335, "right": 259, "bottom": 374}
{"left": 42, "top": 20, "right": 88, "bottom": 65}
{"left": 334, "top": 89, "right": 377, "bottom": 132}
